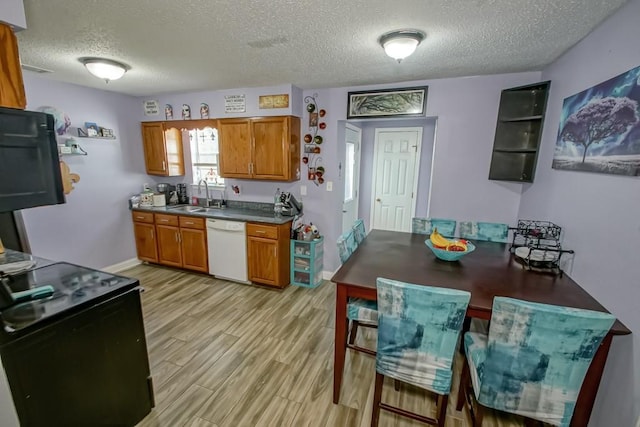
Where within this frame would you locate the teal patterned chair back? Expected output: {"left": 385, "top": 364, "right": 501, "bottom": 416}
{"left": 337, "top": 229, "right": 358, "bottom": 264}
{"left": 458, "top": 221, "right": 509, "bottom": 242}
{"left": 345, "top": 229, "right": 358, "bottom": 254}
{"left": 479, "top": 297, "right": 615, "bottom": 426}
{"left": 353, "top": 219, "right": 366, "bottom": 245}
{"left": 336, "top": 234, "right": 350, "bottom": 264}
{"left": 375, "top": 278, "right": 470, "bottom": 395}
{"left": 411, "top": 217, "right": 457, "bottom": 237}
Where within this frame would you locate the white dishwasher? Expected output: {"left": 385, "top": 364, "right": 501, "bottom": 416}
{"left": 206, "top": 219, "right": 250, "bottom": 284}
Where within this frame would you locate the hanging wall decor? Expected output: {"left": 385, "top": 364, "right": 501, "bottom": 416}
{"left": 304, "top": 93, "right": 326, "bottom": 185}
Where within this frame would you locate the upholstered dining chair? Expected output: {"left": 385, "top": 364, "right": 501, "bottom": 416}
{"left": 411, "top": 217, "right": 457, "bottom": 237}
{"left": 456, "top": 297, "right": 615, "bottom": 427}
{"left": 458, "top": 221, "right": 509, "bottom": 242}
{"left": 371, "top": 278, "right": 471, "bottom": 427}
{"left": 336, "top": 230, "right": 378, "bottom": 355}
{"left": 353, "top": 218, "right": 366, "bottom": 245}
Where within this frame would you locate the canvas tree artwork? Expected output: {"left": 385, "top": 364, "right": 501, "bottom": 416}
{"left": 553, "top": 64, "right": 640, "bottom": 176}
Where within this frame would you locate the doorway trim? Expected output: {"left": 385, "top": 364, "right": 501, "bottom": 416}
{"left": 342, "top": 123, "right": 362, "bottom": 233}
{"left": 369, "top": 127, "right": 423, "bottom": 231}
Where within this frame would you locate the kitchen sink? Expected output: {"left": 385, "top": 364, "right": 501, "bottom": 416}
{"left": 168, "top": 205, "right": 205, "bottom": 213}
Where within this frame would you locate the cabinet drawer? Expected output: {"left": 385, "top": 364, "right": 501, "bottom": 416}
{"left": 132, "top": 211, "right": 154, "bottom": 223}
{"left": 247, "top": 223, "right": 278, "bottom": 239}
{"left": 155, "top": 214, "right": 179, "bottom": 226}
{"left": 179, "top": 216, "right": 205, "bottom": 230}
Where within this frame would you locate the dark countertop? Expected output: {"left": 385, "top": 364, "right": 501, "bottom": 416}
{"left": 132, "top": 205, "right": 295, "bottom": 225}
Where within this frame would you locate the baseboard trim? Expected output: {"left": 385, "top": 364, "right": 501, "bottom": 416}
{"left": 323, "top": 269, "right": 337, "bottom": 281}
{"left": 102, "top": 258, "right": 142, "bottom": 273}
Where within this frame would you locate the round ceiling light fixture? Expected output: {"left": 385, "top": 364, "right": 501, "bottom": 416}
{"left": 379, "top": 30, "right": 426, "bottom": 62}
{"left": 79, "top": 57, "right": 130, "bottom": 82}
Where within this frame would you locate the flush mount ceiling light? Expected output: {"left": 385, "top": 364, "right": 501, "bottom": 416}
{"left": 79, "top": 57, "right": 130, "bottom": 82}
{"left": 379, "top": 30, "right": 426, "bottom": 62}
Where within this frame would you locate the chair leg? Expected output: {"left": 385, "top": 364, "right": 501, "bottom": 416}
{"left": 456, "top": 356, "right": 470, "bottom": 411}
{"left": 473, "top": 402, "right": 484, "bottom": 427}
{"left": 370, "top": 372, "right": 384, "bottom": 427}
{"left": 348, "top": 320, "right": 360, "bottom": 345}
{"left": 436, "top": 394, "right": 448, "bottom": 427}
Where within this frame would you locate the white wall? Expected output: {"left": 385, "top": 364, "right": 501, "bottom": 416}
{"left": 20, "top": 73, "right": 148, "bottom": 269}
{"left": 519, "top": 0, "right": 640, "bottom": 424}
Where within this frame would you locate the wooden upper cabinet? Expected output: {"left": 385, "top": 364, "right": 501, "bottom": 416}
{"left": 0, "top": 24, "right": 27, "bottom": 109}
{"left": 141, "top": 122, "right": 185, "bottom": 176}
{"left": 218, "top": 116, "right": 300, "bottom": 181}
{"left": 218, "top": 118, "right": 252, "bottom": 178}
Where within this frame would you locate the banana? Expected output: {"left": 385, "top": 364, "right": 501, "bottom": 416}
{"left": 430, "top": 227, "right": 468, "bottom": 251}
{"left": 430, "top": 228, "right": 452, "bottom": 247}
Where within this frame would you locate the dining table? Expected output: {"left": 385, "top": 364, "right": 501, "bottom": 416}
{"left": 331, "top": 230, "right": 631, "bottom": 427}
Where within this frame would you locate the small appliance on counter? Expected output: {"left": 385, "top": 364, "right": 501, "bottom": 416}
{"left": 176, "top": 183, "right": 189, "bottom": 204}
{"left": 156, "top": 183, "right": 177, "bottom": 205}
{"left": 280, "top": 192, "right": 302, "bottom": 216}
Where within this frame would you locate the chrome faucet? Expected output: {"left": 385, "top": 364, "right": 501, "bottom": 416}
{"left": 197, "top": 179, "right": 210, "bottom": 205}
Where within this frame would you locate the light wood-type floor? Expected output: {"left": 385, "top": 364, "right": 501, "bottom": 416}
{"left": 126, "top": 264, "right": 529, "bottom": 427}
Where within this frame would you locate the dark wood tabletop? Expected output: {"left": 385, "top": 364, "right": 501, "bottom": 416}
{"left": 331, "top": 230, "right": 630, "bottom": 335}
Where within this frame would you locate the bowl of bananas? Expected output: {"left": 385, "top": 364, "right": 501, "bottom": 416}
{"left": 425, "top": 228, "right": 475, "bottom": 261}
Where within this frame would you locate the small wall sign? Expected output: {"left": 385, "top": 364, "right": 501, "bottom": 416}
{"left": 259, "top": 94, "right": 289, "bottom": 109}
{"left": 143, "top": 100, "right": 160, "bottom": 116}
{"left": 225, "top": 94, "right": 246, "bottom": 113}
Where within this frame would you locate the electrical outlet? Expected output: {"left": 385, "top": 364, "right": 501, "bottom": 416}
{"left": 300, "top": 185, "right": 307, "bottom": 196}
{"left": 326, "top": 181, "right": 333, "bottom": 191}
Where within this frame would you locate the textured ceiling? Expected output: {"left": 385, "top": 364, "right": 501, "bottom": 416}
{"left": 16, "top": 0, "right": 627, "bottom": 96}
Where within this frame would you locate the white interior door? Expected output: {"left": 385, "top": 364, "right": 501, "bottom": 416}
{"left": 371, "top": 127, "right": 422, "bottom": 232}
{"left": 342, "top": 124, "right": 362, "bottom": 232}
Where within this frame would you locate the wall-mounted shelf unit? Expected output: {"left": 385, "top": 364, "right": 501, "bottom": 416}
{"left": 488, "top": 81, "right": 550, "bottom": 183}
{"left": 76, "top": 135, "right": 116, "bottom": 140}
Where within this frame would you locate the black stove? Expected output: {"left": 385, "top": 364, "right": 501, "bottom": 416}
{"left": 0, "top": 262, "right": 139, "bottom": 334}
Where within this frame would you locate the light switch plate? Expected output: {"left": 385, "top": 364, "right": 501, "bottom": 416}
{"left": 300, "top": 185, "right": 307, "bottom": 196}
{"left": 326, "top": 181, "right": 333, "bottom": 191}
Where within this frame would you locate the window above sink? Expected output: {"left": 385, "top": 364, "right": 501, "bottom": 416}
{"left": 189, "top": 127, "right": 224, "bottom": 187}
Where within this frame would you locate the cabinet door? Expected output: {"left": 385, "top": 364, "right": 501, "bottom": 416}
{"left": 180, "top": 228, "right": 208, "bottom": 273}
{"left": 156, "top": 224, "right": 182, "bottom": 267}
{"left": 133, "top": 222, "right": 158, "bottom": 263}
{"left": 252, "top": 117, "right": 288, "bottom": 180}
{"left": 0, "top": 24, "right": 26, "bottom": 109}
{"left": 163, "top": 125, "right": 185, "bottom": 176}
{"left": 247, "top": 236, "right": 278, "bottom": 286}
{"left": 141, "top": 122, "right": 167, "bottom": 175}
{"left": 218, "top": 119, "right": 252, "bottom": 178}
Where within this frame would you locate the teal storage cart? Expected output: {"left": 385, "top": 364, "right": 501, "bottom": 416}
{"left": 290, "top": 237, "right": 324, "bottom": 288}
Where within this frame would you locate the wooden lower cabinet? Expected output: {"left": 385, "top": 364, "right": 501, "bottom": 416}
{"left": 180, "top": 227, "right": 208, "bottom": 273}
{"left": 132, "top": 212, "right": 158, "bottom": 263}
{"left": 156, "top": 224, "right": 183, "bottom": 268}
{"left": 246, "top": 222, "right": 291, "bottom": 288}
{"left": 133, "top": 222, "right": 158, "bottom": 263}
{"left": 132, "top": 211, "right": 208, "bottom": 273}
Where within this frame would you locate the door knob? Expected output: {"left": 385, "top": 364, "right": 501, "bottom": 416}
{"left": 376, "top": 198, "right": 381, "bottom": 202}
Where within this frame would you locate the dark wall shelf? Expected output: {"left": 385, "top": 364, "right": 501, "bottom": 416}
{"left": 489, "top": 81, "right": 550, "bottom": 183}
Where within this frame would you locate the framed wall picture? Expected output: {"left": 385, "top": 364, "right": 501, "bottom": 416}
{"left": 347, "top": 86, "right": 428, "bottom": 119}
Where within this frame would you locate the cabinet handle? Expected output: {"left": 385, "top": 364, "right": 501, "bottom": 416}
{"left": 150, "top": 230, "right": 154, "bottom": 240}
{"left": 178, "top": 232, "right": 182, "bottom": 243}
{"left": 175, "top": 232, "right": 179, "bottom": 243}
{"left": 160, "top": 219, "right": 169, "bottom": 222}
{"left": 274, "top": 247, "right": 277, "bottom": 257}
{"left": 248, "top": 163, "right": 251, "bottom": 174}
{"left": 255, "top": 230, "right": 266, "bottom": 234}
{"left": 185, "top": 221, "right": 193, "bottom": 225}
{"left": 162, "top": 160, "right": 166, "bottom": 170}
{"left": 136, "top": 216, "right": 145, "bottom": 220}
